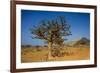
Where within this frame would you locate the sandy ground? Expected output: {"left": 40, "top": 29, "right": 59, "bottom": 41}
{"left": 21, "top": 46, "right": 90, "bottom": 63}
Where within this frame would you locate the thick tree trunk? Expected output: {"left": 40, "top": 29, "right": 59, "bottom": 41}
{"left": 48, "top": 42, "right": 52, "bottom": 60}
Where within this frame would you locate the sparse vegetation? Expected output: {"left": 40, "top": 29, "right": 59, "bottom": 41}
{"left": 21, "top": 37, "right": 90, "bottom": 63}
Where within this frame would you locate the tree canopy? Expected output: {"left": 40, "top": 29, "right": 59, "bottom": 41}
{"left": 30, "top": 16, "right": 72, "bottom": 46}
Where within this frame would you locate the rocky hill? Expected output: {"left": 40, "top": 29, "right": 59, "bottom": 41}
{"left": 65, "top": 37, "right": 90, "bottom": 47}
{"left": 73, "top": 37, "right": 90, "bottom": 46}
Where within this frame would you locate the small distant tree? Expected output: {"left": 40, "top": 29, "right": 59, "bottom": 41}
{"left": 30, "top": 16, "right": 71, "bottom": 59}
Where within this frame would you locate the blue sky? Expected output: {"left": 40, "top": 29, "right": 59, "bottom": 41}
{"left": 21, "top": 10, "right": 90, "bottom": 46}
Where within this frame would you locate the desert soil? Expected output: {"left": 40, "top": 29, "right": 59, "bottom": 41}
{"left": 21, "top": 46, "right": 90, "bottom": 63}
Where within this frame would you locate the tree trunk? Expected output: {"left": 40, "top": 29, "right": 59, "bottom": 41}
{"left": 48, "top": 42, "right": 52, "bottom": 60}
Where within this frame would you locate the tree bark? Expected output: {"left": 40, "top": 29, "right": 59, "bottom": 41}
{"left": 48, "top": 42, "right": 52, "bottom": 60}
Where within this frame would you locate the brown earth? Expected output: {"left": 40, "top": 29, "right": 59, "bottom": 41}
{"left": 21, "top": 46, "right": 90, "bottom": 63}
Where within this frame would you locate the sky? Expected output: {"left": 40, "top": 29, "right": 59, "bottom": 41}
{"left": 21, "top": 10, "right": 90, "bottom": 46}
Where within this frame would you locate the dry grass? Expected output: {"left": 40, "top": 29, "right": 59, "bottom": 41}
{"left": 21, "top": 46, "right": 90, "bottom": 63}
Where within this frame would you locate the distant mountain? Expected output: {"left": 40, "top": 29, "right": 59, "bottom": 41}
{"left": 65, "top": 41, "right": 76, "bottom": 46}
{"left": 65, "top": 37, "right": 90, "bottom": 46}
{"left": 74, "top": 37, "right": 90, "bottom": 46}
